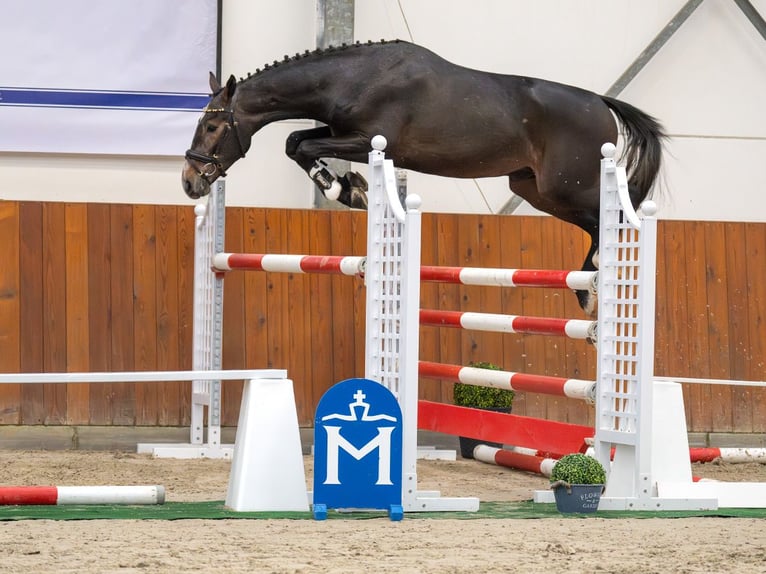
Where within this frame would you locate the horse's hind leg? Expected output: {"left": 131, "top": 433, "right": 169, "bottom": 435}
{"left": 506, "top": 171, "right": 600, "bottom": 317}
{"left": 285, "top": 129, "right": 369, "bottom": 209}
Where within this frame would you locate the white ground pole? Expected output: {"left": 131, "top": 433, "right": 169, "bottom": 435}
{"left": 0, "top": 485, "right": 166, "bottom": 506}
{"left": 364, "top": 135, "right": 479, "bottom": 512}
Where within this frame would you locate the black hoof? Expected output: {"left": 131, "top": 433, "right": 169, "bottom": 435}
{"left": 337, "top": 172, "right": 369, "bottom": 210}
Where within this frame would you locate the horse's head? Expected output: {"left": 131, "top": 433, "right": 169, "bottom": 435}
{"left": 182, "top": 73, "right": 248, "bottom": 199}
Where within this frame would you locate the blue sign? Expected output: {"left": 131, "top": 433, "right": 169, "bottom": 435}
{"left": 313, "top": 378, "right": 403, "bottom": 521}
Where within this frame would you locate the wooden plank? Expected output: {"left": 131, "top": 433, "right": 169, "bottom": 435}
{"left": 132, "top": 205, "right": 158, "bottom": 425}
{"left": 176, "top": 205, "right": 196, "bottom": 425}
{"left": 110, "top": 205, "right": 135, "bottom": 425}
{"left": 265, "top": 210, "right": 289, "bottom": 394}
{"left": 328, "top": 210, "right": 360, "bottom": 390}
{"left": 221, "top": 207, "right": 246, "bottom": 426}
{"left": 434, "top": 214, "right": 462, "bottom": 406}
{"left": 86, "top": 204, "right": 112, "bottom": 425}
{"left": 702, "top": 222, "right": 733, "bottom": 432}
{"left": 64, "top": 204, "right": 90, "bottom": 424}
{"left": 285, "top": 209, "right": 312, "bottom": 423}
{"left": 42, "top": 203, "right": 67, "bottom": 424}
{"left": 0, "top": 202, "right": 21, "bottom": 424}
{"left": 155, "top": 205, "right": 182, "bottom": 426}
{"left": 653, "top": 222, "right": 670, "bottom": 379}
{"left": 725, "top": 223, "right": 751, "bottom": 432}
{"left": 242, "top": 207, "right": 270, "bottom": 410}
{"left": 661, "top": 221, "right": 694, "bottom": 429}
{"left": 682, "top": 221, "right": 712, "bottom": 432}
{"left": 418, "top": 213, "right": 443, "bottom": 402}
{"left": 19, "top": 203, "right": 44, "bottom": 424}
{"left": 307, "top": 210, "right": 335, "bottom": 417}
{"left": 745, "top": 223, "right": 766, "bottom": 432}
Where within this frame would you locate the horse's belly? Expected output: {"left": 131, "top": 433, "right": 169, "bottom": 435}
{"left": 392, "top": 144, "right": 528, "bottom": 179}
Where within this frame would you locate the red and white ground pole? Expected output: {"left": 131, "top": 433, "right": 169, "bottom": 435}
{"left": 473, "top": 445, "right": 558, "bottom": 477}
{"left": 0, "top": 485, "right": 166, "bottom": 505}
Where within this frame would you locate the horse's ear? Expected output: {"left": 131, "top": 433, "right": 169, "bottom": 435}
{"left": 209, "top": 71, "right": 221, "bottom": 94}
{"left": 223, "top": 75, "right": 237, "bottom": 103}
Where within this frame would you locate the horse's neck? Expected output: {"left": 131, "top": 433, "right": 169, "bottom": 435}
{"left": 235, "top": 65, "right": 336, "bottom": 130}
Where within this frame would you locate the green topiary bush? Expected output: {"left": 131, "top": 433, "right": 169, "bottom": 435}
{"left": 452, "top": 362, "right": 514, "bottom": 409}
{"left": 550, "top": 453, "right": 606, "bottom": 485}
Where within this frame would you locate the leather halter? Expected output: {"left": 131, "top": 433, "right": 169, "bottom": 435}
{"left": 184, "top": 106, "right": 246, "bottom": 181}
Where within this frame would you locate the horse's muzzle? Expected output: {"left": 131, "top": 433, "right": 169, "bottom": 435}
{"left": 181, "top": 162, "right": 211, "bottom": 200}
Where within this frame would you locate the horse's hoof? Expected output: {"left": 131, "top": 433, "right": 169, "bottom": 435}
{"left": 337, "top": 173, "right": 369, "bottom": 210}
{"left": 350, "top": 189, "right": 368, "bottom": 210}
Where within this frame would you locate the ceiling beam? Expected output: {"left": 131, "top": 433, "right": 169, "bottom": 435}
{"left": 606, "top": 0, "right": 705, "bottom": 97}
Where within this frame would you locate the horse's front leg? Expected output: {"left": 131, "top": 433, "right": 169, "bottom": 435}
{"left": 284, "top": 130, "right": 370, "bottom": 209}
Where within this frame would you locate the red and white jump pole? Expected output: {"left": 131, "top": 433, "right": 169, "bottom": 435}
{"left": 418, "top": 361, "right": 596, "bottom": 401}
{"left": 473, "top": 445, "right": 558, "bottom": 477}
{"left": 419, "top": 309, "right": 596, "bottom": 341}
{"left": 420, "top": 265, "right": 597, "bottom": 291}
{"left": 689, "top": 447, "right": 766, "bottom": 464}
{"left": 211, "top": 253, "right": 597, "bottom": 294}
{"left": 0, "top": 485, "right": 166, "bottom": 506}
{"left": 212, "top": 253, "right": 365, "bottom": 276}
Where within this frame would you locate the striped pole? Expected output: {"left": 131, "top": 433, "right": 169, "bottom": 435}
{"left": 0, "top": 485, "right": 166, "bottom": 505}
{"left": 473, "top": 445, "right": 558, "bottom": 477}
{"left": 211, "top": 254, "right": 597, "bottom": 294}
{"left": 420, "top": 266, "right": 597, "bottom": 292}
{"left": 689, "top": 447, "right": 766, "bottom": 464}
{"left": 212, "top": 253, "right": 365, "bottom": 276}
{"left": 418, "top": 361, "right": 596, "bottom": 401}
{"left": 585, "top": 445, "right": 765, "bottom": 465}
{"left": 419, "top": 309, "right": 596, "bottom": 341}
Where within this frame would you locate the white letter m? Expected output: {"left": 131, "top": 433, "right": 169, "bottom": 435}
{"left": 323, "top": 426, "right": 395, "bottom": 486}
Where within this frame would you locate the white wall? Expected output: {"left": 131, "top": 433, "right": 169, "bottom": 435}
{"left": 2, "top": 0, "right": 765, "bottom": 221}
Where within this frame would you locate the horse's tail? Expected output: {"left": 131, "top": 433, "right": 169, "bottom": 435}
{"left": 601, "top": 95, "right": 666, "bottom": 203}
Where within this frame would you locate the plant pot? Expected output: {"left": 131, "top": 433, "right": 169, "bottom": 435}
{"left": 551, "top": 482, "right": 603, "bottom": 514}
{"left": 458, "top": 406, "right": 510, "bottom": 459}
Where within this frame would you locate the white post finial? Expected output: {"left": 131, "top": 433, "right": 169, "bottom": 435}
{"left": 405, "top": 194, "right": 422, "bottom": 211}
{"left": 601, "top": 142, "right": 616, "bottom": 159}
{"left": 641, "top": 200, "right": 658, "bottom": 217}
{"left": 371, "top": 135, "right": 387, "bottom": 151}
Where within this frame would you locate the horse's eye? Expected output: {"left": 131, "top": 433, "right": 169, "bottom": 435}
{"left": 206, "top": 123, "right": 218, "bottom": 133}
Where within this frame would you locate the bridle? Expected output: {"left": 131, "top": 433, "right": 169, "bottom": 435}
{"left": 184, "top": 106, "right": 247, "bottom": 181}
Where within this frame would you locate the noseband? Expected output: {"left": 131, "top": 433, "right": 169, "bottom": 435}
{"left": 185, "top": 107, "right": 246, "bottom": 181}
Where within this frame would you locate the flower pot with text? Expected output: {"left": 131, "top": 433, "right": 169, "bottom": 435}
{"left": 549, "top": 453, "right": 607, "bottom": 514}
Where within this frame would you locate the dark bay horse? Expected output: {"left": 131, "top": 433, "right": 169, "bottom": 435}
{"left": 182, "top": 40, "right": 665, "bottom": 315}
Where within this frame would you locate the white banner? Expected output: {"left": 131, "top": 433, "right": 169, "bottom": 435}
{"left": 0, "top": 0, "right": 218, "bottom": 156}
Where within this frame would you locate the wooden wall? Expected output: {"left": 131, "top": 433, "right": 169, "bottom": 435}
{"left": 1, "top": 200, "right": 765, "bottom": 432}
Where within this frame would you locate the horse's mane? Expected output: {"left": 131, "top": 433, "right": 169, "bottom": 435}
{"left": 236, "top": 39, "right": 403, "bottom": 84}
